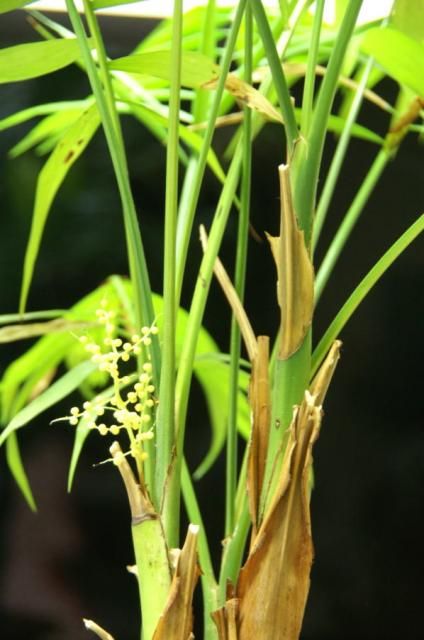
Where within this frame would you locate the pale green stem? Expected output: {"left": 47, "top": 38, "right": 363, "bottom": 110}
{"left": 313, "top": 57, "right": 375, "bottom": 249}
{"left": 315, "top": 148, "right": 390, "bottom": 304}
{"left": 175, "top": 0, "right": 247, "bottom": 307}
{"left": 65, "top": 0, "right": 159, "bottom": 489}
{"left": 163, "top": 144, "right": 243, "bottom": 547}
{"left": 225, "top": 4, "right": 252, "bottom": 538}
{"left": 312, "top": 214, "right": 424, "bottom": 376}
{"left": 155, "top": 0, "right": 182, "bottom": 514}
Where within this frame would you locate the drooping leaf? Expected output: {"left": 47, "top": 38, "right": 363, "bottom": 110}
{"left": 0, "top": 100, "right": 91, "bottom": 133}
{"left": 361, "top": 27, "right": 424, "bottom": 97}
{"left": 5, "top": 432, "right": 36, "bottom": 511}
{"left": 9, "top": 108, "right": 85, "bottom": 158}
{"left": 19, "top": 104, "right": 100, "bottom": 313}
{"left": 0, "top": 39, "right": 89, "bottom": 84}
{"left": 110, "top": 50, "right": 220, "bottom": 88}
{"left": 67, "top": 419, "right": 92, "bottom": 493}
{"left": 0, "top": 360, "right": 97, "bottom": 446}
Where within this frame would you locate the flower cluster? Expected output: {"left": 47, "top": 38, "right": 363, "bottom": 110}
{"left": 64, "top": 299, "right": 159, "bottom": 466}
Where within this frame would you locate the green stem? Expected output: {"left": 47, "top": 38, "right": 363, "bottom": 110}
{"left": 315, "top": 148, "right": 390, "bottom": 304}
{"left": 65, "top": 0, "right": 159, "bottom": 487}
{"left": 155, "top": 0, "right": 182, "bottom": 515}
{"left": 260, "top": 331, "right": 311, "bottom": 518}
{"left": 218, "top": 498, "right": 250, "bottom": 605}
{"left": 175, "top": 0, "right": 247, "bottom": 307}
{"left": 249, "top": 0, "right": 298, "bottom": 153}
{"left": 181, "top": 459, "right": 218, "bottom": 640}
{"left": 300, "top": 0, "right": 325, "bottom": 136}
{"left": 292, "top": 0, "right": 363, "bottom": 243}
{"left": 312, "top": 214, "right": 424, "bottom": 376}
{"left": 313, "top": 57, "right": 375, "bottom": 250}
{"left": 163, "top": 143, "right": 243, "bottom": 548}
{"left": 225, "top": 4, "right": 252, "bottom": 538}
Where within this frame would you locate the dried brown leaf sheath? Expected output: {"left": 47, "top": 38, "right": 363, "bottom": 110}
{"left": 153, "top": 524, "right": 200, "bottom": 640}
{"left": 247, "top": 336, "right": 271, "bottom": 538}
{"left": 211, "top": 598, "right": 240, "bottom": 640}
{"left": 267, "top": 164, "right": 314, "bottom": 359}
{"left": 237, "top": 392, "right": 321, "bottom": 640}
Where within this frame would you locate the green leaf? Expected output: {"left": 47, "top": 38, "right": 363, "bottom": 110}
{"left": 6, "top": 432, "right": 36, "bottom": 511}
{"left": 91, "top": 0, "right": 144, "bottom": 9}
{"left": 109, "top": 50, "right": 219, "bottom": 88}
{"left": 19, "top": 104, "right": 100, "bottom": 313}
{"left": 67, "top": 419, "right": 91, "bottom": 492}
{"left": 392, "top": 0, "right": 424, "bottom": 43}
{"left": 0, "top": 0, "right": 37, "bottom": 14}
{"left": 0, "top": 100, "right": 91, "bottom": 133}
{"left": 312, "top": 214, "right": 424, "bottom": 376}
{"left": 9, "top": 108, "right": 85, "bottom": 158}
{"left": 361, "top": 27, "right": 424, "bottom": 96}
{"left": 0, "top": 360, "right": 97, "bottom": 446}
{"left": 0, "top": 309, "right": 66, "bottom": 325}
{"left": 0, "top": 39, "right": 88, "bottom": 84}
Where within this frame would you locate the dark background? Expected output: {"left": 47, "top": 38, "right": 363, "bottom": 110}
{"left": 0, "top": 10, "right": 423, "bottom": 640}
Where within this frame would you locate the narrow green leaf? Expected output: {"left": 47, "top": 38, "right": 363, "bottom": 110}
{"left": 312, "top": 214, "right": 424, "bottom": 376}
{"left": 20, "top": 105, "right": 100, "bottom": 313}
{"left": 361, "top": 27, "right": 424, "bottom": 96}
{"left": 0, "top": 39, "right": 88, "bottom": 84}
{"left": 92, "top": 0, "right": 144, "bottom": 9}
{"left": 109, "top": 50, "right": 219, "bottom": 88}
{"left": 0, "top": 0, "right": 37, "bottom": 14}
{"left": 6, "top": 432, "right": 37, "bottom": 511}
{"left": 9, "top": 108, "right": 84, "bottom": 158}
{"left": 0, "top": 309, "right": 66, "bottom": 325}
{"left": 67, "top": 419, "right": 91, "bottom": 492}
{"left": 0, "top": 360, "right": 97, "bottom": 446}
{"left": 0, "top": 100, "right": 91, "bottom": 133}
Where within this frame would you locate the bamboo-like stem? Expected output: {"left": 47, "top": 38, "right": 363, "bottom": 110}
{"left": 300, "top": 0, "right": 325, "bottom": 136}
{"left": 225, "top": 4, "right": 253, "bottom": 538}
{"left": 155, "top": 0, "right": 182, "bottom": 516}
{"left": 312, "top": 214, "right": 424, "bottom": 376}
{"left": 175, "top": 0, "right": 247, "bottom": 307}
{"left": 181, "top": 459, "right": 218, "bottom": 640}
{"left": 313, "top": 57, "right": 375, "bottom": 250}
{"left": 292, "top": 0, "right": 364, "bottom": 244}
{"left": 163, "top": 143, "right": 243, "bottom": 548}
{"left": 249, "top": 0, "right": 298, "bottom": 154}
{"left": 65, "top": 0, "right": 159, "bottom": 487}
{"left": 315, "top": 148, "right": 390, "bottom": 304}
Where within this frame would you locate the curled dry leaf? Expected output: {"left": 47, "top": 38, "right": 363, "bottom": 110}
{"left": 153, "top": 524, "right": 200, "bottom": 640}
{"left": 237, "top": 391, "right": 321, "bottom": 640}
{"left": 267, "top": 164, "right": 314, "bottom": 359}
{"left": 246, "top": 336, "right": 270, "bottom": 538}
{"left": 211, "top": 597, "right": 239, "bottom": 640}
{"left": 83, "top": 619, "right": 115, "bottom": 640}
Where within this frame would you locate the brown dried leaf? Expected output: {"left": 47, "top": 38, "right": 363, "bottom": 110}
{"left": 203, "top": 74, "right": 283, "bottom": 124}
{"left": 267, "top": 164, "right": 314, "bottom": 359}
{"left": 199, "top": 224, "right": 257, "bottom": 362}
{"left": 211, "top": 598, "right": 239, "bottom": 640}
{"left": 309, "top": 339, "right": 342, "bottom": 406}
{"left": 237, "top": 392, "right": 321, "bottom": 640}
{"left": 153, "top": 524, "right": 200, "bottom": 640}
{"left": 246, "top": 336, "right": 270, "bottom": 536}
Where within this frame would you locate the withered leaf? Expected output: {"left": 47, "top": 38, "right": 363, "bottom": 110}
{"left": 153, "top": 524, "right": 200, "bottom": 640}
{"left": 237, "top": 392, "right": 321, "bottom": 640}
{"left": 267, "top": 164, "right": 314, "bottom": 359}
